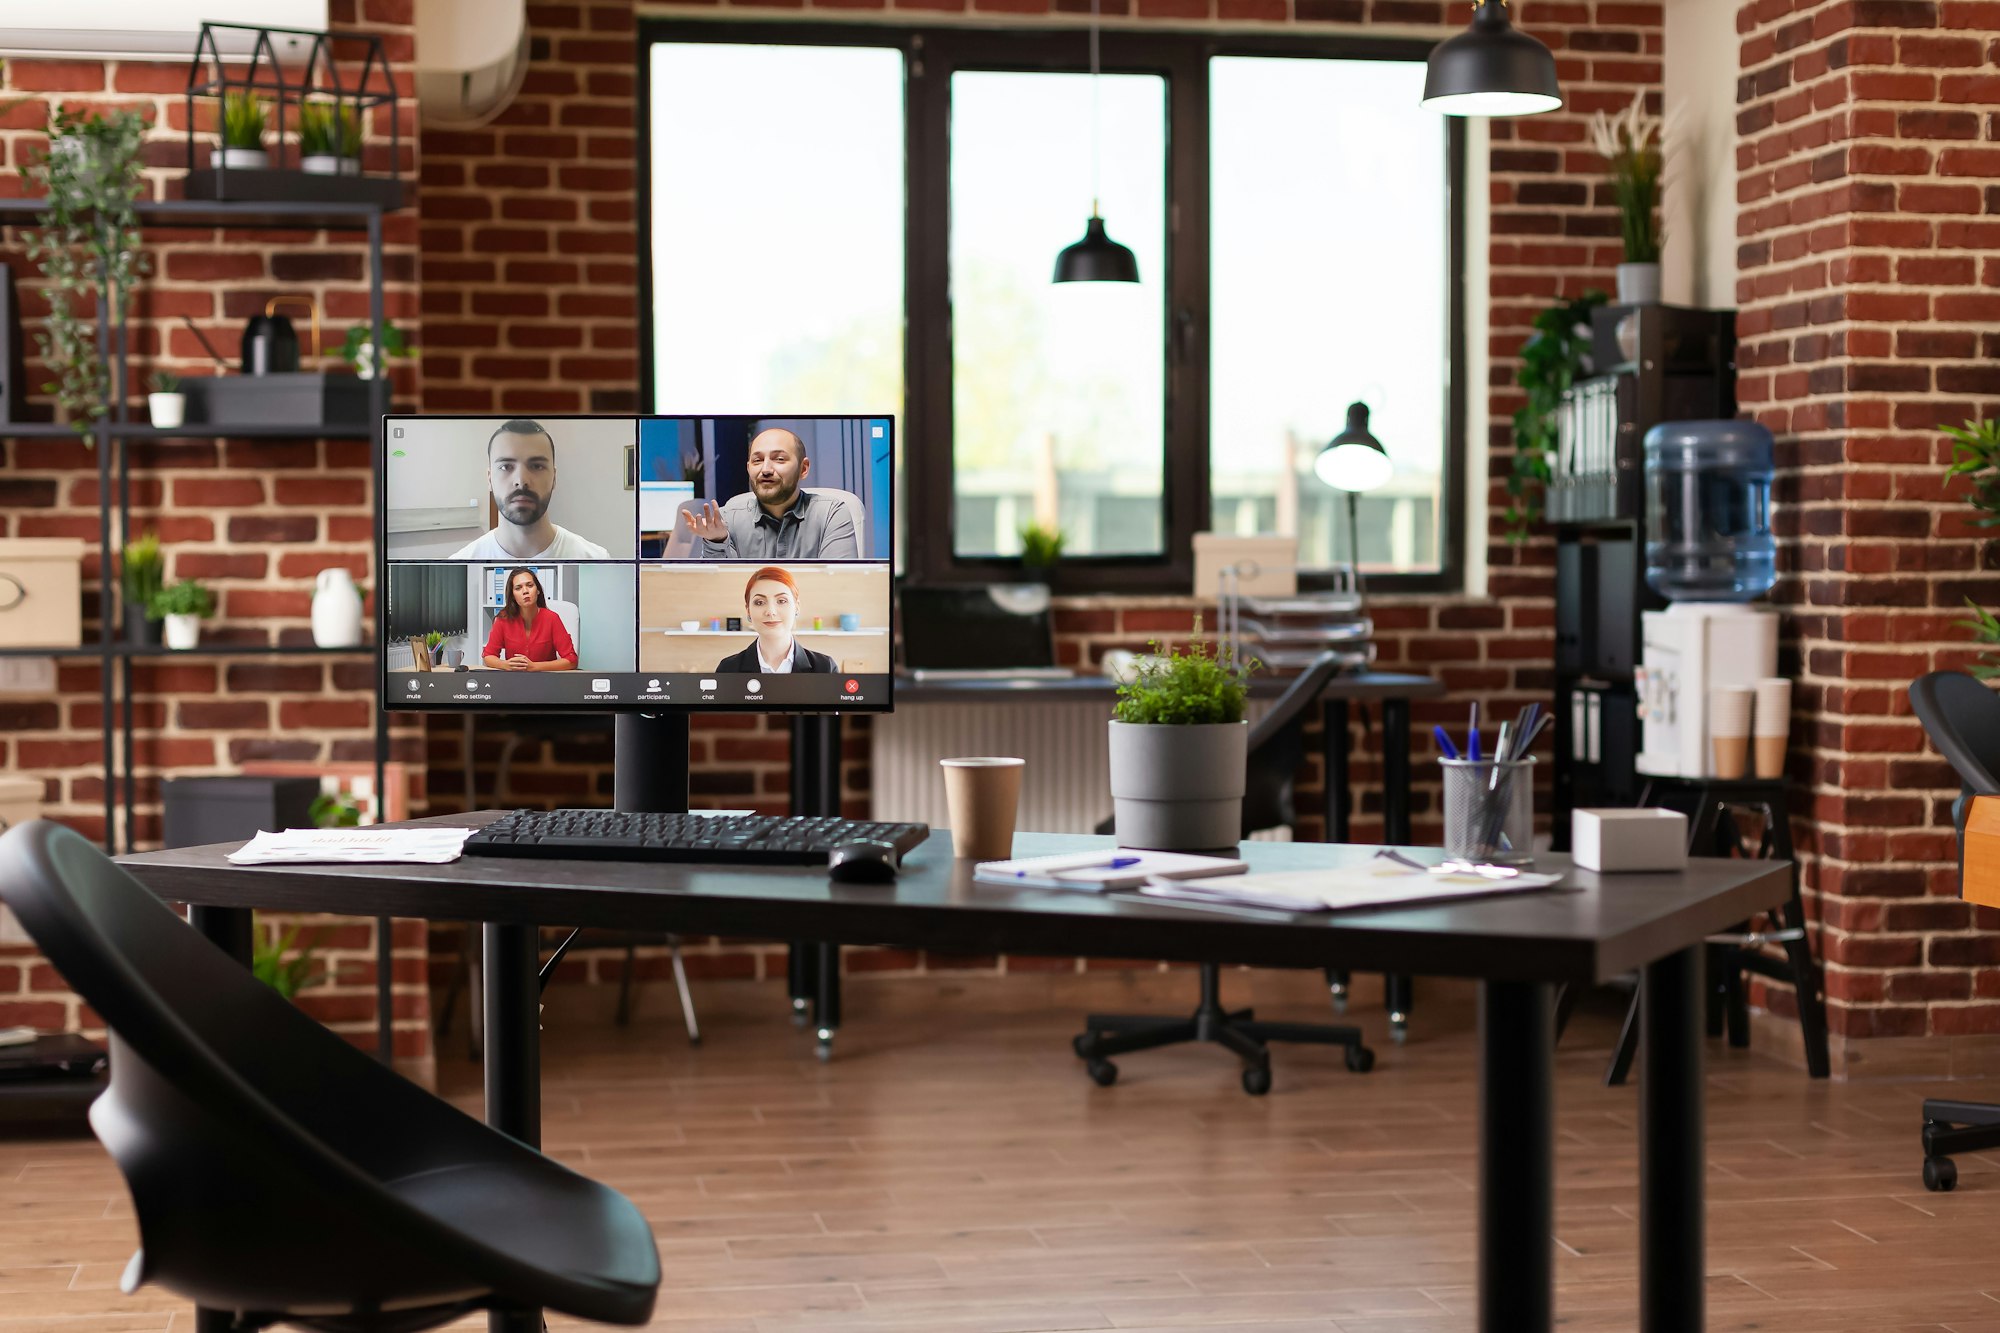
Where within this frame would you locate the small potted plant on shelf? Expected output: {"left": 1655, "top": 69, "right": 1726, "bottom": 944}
{"left": 991, "top": 520, "right": 1063, "bottom": 616}
{"left": 340, "top": 319, "right": 411, "bottom": 384}
{"left": 1107, "top": 621, "right": 1255, "bottom": 851}
{"left": 1589, "top": 90, "right": 1666, "bottom": 306}
{"left": 297, "top": 102, "right": 361, "bottom": 176}
{"left": 146, "top": 371, "right": 185, "bottom": 428}
{"left": 309, "top": 790, "right": 363, "bottom": 829}
{"left": 217, "top": 90, "right": 268, "bottom": 170}
{"left": 120, "top": 531, "right": 165, "bottom": 646}
{"left": 152, "top": 578, "right": 215, "bottom": 651}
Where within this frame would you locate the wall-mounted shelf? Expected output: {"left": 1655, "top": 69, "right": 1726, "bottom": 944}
{"left": 0, "top": 198, "right": 393, "bottom": 233}
{"left": 0, "top": 643, "right": 375, "bottom": 660}
{"left": 1, "top": 422, "right": 375, "bottom": 441}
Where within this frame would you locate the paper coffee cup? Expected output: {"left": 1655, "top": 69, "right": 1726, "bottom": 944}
{"left": 1753, "top": 678, "right": 1791, "bottom": 736}
{"left": 1709, "top": 686, "right": 1754, "bottom": 779}
{"left": 940, "top": 757, "right": 1025, "bottom": 861}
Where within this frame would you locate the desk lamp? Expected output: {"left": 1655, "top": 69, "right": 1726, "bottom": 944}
{"left": 1314, "top": 402, "right": 1392, "bottom": 579}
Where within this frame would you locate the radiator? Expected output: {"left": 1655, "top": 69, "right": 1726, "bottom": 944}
{"left": 872, "top": 700, "right": 1276, "bottom": 836}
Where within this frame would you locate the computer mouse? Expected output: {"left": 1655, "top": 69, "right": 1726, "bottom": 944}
{"left": 827, "top": 839, "right": 901, "bottom": 883}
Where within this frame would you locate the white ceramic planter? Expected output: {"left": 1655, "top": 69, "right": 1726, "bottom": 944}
{"left": 217, "top": 147, "right": 269, "bottom": 170}
{"left": 147, "top": 393, "right": 185, "bottom": 429}
{"left": 163, "top": 614, "right": 201, "bottom": 651}
{"left": 1616, "top": 261, "right": 1662, "bottom": 306}
{"left": 310, "top": 568, "right": 363, "bottom": 648}
{"left": 1107, "top": 720, "right": 1248, "bottom": 851}
{"left": 300, "top": 154, "right": 360, "bottom": 176}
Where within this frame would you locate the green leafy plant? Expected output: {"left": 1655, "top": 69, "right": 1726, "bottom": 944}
{"left": 309, "top": 791, "right": 362, "bottom": 828}
{"left": 120, "top": 532, "right": 163, "bottom": 620}
{"left": 146, "top": 370, "right": 179, "bottom": 394}
{"left": 20, "top": 106, "right": 151, "bottom": 437}
{"left": 220, "top": 91, "right": 267, "bottom": 151}
{"left": 1113, "top": 620, "right": 1254, "bottom": 726}
{"left": 338, "top": 319, "right": 411, "bottom": 379}
{"left": 1946, "top": 418, "right": 2000, "bottom": 676}
{"left": 1018, "top": 521, "right": 1064, "bottom": 573}
{"left": 1590, "top": 90, "right": 1665, "bottom": 265}
{"left": 423, "top": 629, "right": 446, "bottom": 650}
{"left": 252, "top": 918, "right": 324, "bottom": 1000}
{"left": 150, "top": 578, "right": 214, "bottom": 619}
{"left": 1505, "top": 290, "right": 1608, "bottom": 541}
{"left": 298, "top": 102, "right": 361, "bottom": 159}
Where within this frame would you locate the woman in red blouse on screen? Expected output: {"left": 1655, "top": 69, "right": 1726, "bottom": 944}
{"left": 483, "top": 567, "right": 578, "bottom": 671}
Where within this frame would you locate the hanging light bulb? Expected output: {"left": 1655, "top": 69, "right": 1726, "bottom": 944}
{"left": 1053, "top": 0, "right": 1139, "bottom": 284}
{"left": 1422, "top": 0, "right": 1563, "bottom": 118}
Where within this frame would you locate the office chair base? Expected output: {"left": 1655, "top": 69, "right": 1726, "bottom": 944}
{"left": 1073, "top": 964, "right": 1374, "bottom": 1096}
{"left": 1921, "top": 1099, "right": 2000, "bottom": 1191}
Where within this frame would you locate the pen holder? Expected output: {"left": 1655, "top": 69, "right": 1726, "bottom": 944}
{"left": 1440, "top": 756, "right": 1536, "bottom": 867}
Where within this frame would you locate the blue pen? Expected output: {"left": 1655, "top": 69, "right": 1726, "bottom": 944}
{"left": 1467, "top": 701, "right": 1481, "bottom": 763}
{"left": 1106, "top": 856, "right": 1142, "bottom": 869}
{"left": 1433, "top": 725, "right": 1459, "bottom": 760}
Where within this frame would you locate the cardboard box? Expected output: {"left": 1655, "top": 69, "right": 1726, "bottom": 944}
{"left": 0, "top": 775, "right": 43, "bottom": 945}
{"left": 1572, "top": 807, "right": 1688, "bottom": 873}
{"left": 0, "top": 539, "right": 86, "bottom": 648}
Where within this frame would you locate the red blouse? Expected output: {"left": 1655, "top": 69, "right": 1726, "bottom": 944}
{"left": 484, "top": 610, "right": 577, "bottom": 666}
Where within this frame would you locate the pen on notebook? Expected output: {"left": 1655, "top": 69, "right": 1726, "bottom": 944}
{"left": 1433, "top": 725, "right": 1460, "bottom": 760}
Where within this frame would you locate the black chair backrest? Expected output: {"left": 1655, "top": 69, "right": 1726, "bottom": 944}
{"left": 0, "top": 819, "right": 651, "bottom": 1323}
{"left": 1910, "top": 670, "right": 2000, "bottom": 841}
{"left": 1242, "top": 653, "right": 1346, "bottom": 837}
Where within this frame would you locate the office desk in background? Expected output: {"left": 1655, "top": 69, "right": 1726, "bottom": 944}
{"left": 122, "top": 823, "right": 1786, "bottom": 1333}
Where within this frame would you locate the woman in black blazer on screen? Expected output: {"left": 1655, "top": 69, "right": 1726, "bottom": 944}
{"left": 714, "top": 566, "right": 837, "bottom": 674}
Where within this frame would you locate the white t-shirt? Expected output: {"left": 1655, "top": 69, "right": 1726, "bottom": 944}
{"left": 449, "top": 524, "right": 609, "bottom": 561}
{"left": 756, "top": 642, "right": 795, "bottom": 674}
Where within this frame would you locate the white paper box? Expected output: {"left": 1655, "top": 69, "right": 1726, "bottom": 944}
{"left": 1572, "top": 808, "right": 1688, "bottom": 873}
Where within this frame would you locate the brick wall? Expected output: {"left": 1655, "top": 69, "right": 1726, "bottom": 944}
{"left": 1735, "top": 0, "right": 2000, "bottom": 1065}
{"left": 0, "top": 1, "right": 436, "bottom": 1066}
{"left": 415, "top": 0, "right": 1658, "bottom": 990}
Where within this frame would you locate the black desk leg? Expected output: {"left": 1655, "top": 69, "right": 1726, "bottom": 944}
{"left": 1323, "top": 699, "right": 1352, "bottom": 1012}
{"left": 1641, "top": 944, "right": 1704, "bottom": 1333}
{"left": 483, "top": 922, "right": 543, "bottom": 1333}
{"left": 815, "top": 941, "right": 840, "bottom": 1061}
{"left": 1479, "top": 979, "right": 1554, "bottom": 1333}
{"left": 1383, "top": 696, "right": 1414, "bottom": 1041}
{"left": 190, "top": 907, "right": 253, "bottom": 1332}
{"left": 788, "top": 941, "right": 814, "bottom": 1027}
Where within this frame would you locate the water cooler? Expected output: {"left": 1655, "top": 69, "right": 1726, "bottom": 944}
{"left": 1634, "top": 420, "right": 1779, "bottom": 779}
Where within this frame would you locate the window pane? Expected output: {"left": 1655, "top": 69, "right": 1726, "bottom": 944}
{"left": 1210, "top": 57, "right": 1448, "bottom": 574}
{"left": 647, "top": 44, "right": 904, "bottom": 419}
{"left": 950, "top": 71, "right": 1166, "bottom": 558}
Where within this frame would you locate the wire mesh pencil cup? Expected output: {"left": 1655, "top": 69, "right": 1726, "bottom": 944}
{"left": 1439, "top": 756, "right": 1537, "bottom": 867}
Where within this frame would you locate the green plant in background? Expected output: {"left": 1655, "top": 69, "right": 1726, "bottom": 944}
{"left": 338, "top": 319, "right": 411, "bottom": 379}
{"left": 1946, "top": 418, "right": 2000, "bottom": 676}
{"left": 20, "top": 106, "right": 151, "bottom": 437}
{"left": 150, "top": 578, "right": 214, "bottom": 619}
{"left": 220, "top": 91, "right": 267, "bottom": 151}
{"left": 309, "top": 791, "right": 363, "bottom": 828}
{"left": 146, "top": 370, "right": 179, "bottom": 394}
{"left": 423, "top": 629, "right": 446, "bottom": 650}
{"left": 1018, "top": 521, "right": 1064, "bottom": 573}
{"left": 1113, "top": 621, "right": 1254, "bottom": 726}
{"left": 120, "top": 531, "right": 163, "bottom": 620}
{"left": 1589, "top": 90, "right": 1666, "bottom": 264}
{"left": 298, "top": 102, "right": 362, "bottom": 159}
{"left": 1505, "top": 290, "right": 1608, "bottom": 541}
{"left": 252, "top": 918, "right": 324, "bottom": 1000}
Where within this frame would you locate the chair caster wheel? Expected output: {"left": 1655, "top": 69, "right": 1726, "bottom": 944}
{"left": 1346, "top": 1045, "right": 1376, "bottom": 1073}
{"left": 1924, "top": 1156, "right": 1958, "bottom": 1192}
{"left": 1072, "top": 1033, "right": 1095, "bottom": 1059}
{"left": 1241, "top": 1065, "right": 1272, "bottom": 1096}
{"left": 790, "top": 998, "right": 809, "bottom": 1029}
{"left": 1389, "top": 1016, "right": 1409, "bottom": 1045}
{"left": 1086, "top": 1058, "right": 1118, "bottom": 1087}
{"left": 1332, "top": 995, "right": 1349, "bottom": 1015}
{"left": 815, "top": 1028, "right": 834, "bottom": 1062}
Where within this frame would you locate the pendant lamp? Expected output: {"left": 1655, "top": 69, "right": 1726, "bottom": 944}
{"left": 1054, "top": 0, "right": 1139, "bottom": 284}
{"left": 1422, "top": 0, "right": 1563, "bottom": 118}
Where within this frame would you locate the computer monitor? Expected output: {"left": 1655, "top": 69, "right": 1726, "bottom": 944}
{"left": 379, "top": 414, "right": 894, "bottom": 713}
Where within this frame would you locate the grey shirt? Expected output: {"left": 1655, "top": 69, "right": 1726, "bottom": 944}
{"left": 699, "top": 489, "right": 860, "bottom": 561}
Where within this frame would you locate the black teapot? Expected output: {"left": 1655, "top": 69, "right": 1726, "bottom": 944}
{"left": 240, "top": 295, "right": 319, "bottom": 375}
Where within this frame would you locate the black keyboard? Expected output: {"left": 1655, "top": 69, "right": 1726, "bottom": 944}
{"left": 462, "top": 809, "right": 930, "bottom": 865}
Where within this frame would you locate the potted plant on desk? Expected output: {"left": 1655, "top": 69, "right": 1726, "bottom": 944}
{"left": 1108, "top": 624, "right": 1254, "bottom": 851}
{"left": 153, "top": 578, "right": 215, "bottom": 651}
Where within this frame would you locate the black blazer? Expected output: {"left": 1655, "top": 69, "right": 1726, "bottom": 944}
{"left": 714, "top": 639, "right": 837, "bottom": 675}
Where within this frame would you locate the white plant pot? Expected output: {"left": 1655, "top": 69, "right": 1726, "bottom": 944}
{"left": 163, "top": 614, "right": 202, "bottom": 651}
{"left": 147, "top": 393, "right": 186, "bottom": 429}
{"left": 1107, "top": 720, "right": 1249, "bottom": 851}
{"left": 217, "top": 147, "right": 269, "bottom": 170}
{"left": 300, "top": 154, "right": 360, "bottom": 176}
{"left": 310, "top": 568, "right": 364, "bottom": 648}
{"left": 1616, "top": 261, "right": 1662, "bottom": 306}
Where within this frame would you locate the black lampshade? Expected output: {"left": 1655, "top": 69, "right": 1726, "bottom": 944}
{"left": 1422, "top": 0, "right": 1562, "bottom": 118}
{"left": 1053, "top": 215, "right": 1140, "bottom": 284}
{"left": 1314, "top": 402, "right": 1392, "bottom": 493}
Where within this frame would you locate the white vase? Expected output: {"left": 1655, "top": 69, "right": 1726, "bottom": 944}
{"left": 300, "top": 155, "right": 360, "bottom": 176}
{"left": 1616, "top": 261, "right": 1662, "bottom": 306}
{"left": 163, "top": 614, "right": 201, "bottom": 651}
{"left": 147, "top": 393, "right": 185, "bottom": 429}
{"left": 217, "top": 147, "right": 268, "bottom": 170}
{"left": 311, "top": 568, "right": 363, "bottom": 648}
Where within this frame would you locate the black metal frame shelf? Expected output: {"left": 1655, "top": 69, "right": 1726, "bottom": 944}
{"left": 3, "top": 422, "right": 375, "bottom": 440}
{"left": 0, "top": 198, "right": 391, "bottom": 232}
{"left": 0, "top": 643, "right": 376, "bottom": 660}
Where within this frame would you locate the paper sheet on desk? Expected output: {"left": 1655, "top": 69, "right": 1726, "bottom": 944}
{"left": 1137, "top": 864, "right": 1565, "bottom": 913}
{"left": 226, "top": 828, "right": 477, "bottom": 865}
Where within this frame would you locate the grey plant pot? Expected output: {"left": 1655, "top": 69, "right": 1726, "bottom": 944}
{"left": 1107, "top": 720, "right": 1248, "bottom": 851}
{"left": 1616, "top": 261, "right": 1662, "bottom": 306}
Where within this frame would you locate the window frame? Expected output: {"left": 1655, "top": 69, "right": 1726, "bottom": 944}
{"left": 636, "top": 20, "right": 1467, "bottom": 596}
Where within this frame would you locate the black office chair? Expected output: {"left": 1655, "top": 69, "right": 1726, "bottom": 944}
{"left": 1073, "top": 653, "right": 1376, "bottom": 1095}
{"left": 1912, "top": 670, "right": 2000, "bottom": 1192}
{"left": 0, "top": 820, "right": 661, "bottom": 1330}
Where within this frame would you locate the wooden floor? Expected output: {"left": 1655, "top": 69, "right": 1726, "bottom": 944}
{"left": 3, "top": 970, "right": 1998, "bottom": 1332}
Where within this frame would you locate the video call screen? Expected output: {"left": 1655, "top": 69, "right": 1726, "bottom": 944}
{"left": 380, "top": 414, "right": 894, "bottom": 712}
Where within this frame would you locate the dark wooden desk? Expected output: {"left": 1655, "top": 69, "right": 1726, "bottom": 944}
{"left": 123, "top": 822, "right": 1787, "bottom": 1333}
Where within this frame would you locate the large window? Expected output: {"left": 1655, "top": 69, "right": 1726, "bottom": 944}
{"left": 640, "top": 25, "right": 1465, "bottom": 592}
